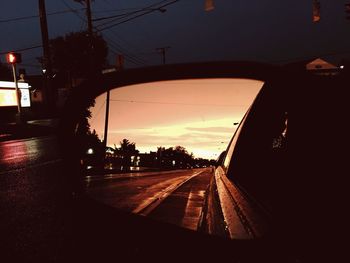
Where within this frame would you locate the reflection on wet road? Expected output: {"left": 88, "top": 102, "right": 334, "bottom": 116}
{"left": 0, "top": 136, "right": 61, "bottom": 172}
{"left": 86, "top": 167, "right": 213, "bottom": 231}
{"left": 0, "top": 136, "right": 70, "bottom": 262}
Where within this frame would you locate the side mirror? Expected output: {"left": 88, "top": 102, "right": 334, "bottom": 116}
{"left": 58, "top": 62, "right": 284, "bottom": 260}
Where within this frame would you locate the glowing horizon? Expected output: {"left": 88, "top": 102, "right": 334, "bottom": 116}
{"left": 89, "top": 78, "right": 263, "bottom": 159}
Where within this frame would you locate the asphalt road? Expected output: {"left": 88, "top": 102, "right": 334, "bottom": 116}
{"left": 85, "top": 168, "right": 213, "bottom": 231}
{"left": 0, "top": 136, "right": 215, "bottom": 261}
{"left": 0, "top": 137, "right": 295, "bottom": 262}
{"left": 0, "top": 136, "right": 71, "bottom": 262}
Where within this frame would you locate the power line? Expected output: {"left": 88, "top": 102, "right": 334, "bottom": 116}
{"left": 93, "top": 0, "right": 148, "bottom": 65}
{"left": 60, "top": 0, "right": 148, "bottom": 67}
{"left": 93, "top": 7, "right": 152, "bottom": 14}
{"left": 60, "top": 0, "right": 86, "bottom": 20}
{"left": 0, "top": 8, "right": 85, "bottom": 23}
{"left": 102, "top": 33, "right": 148, "bottom": 66}
{"left": 109, "top": 99, "right": 248, "bottom": 108}
{"left": 104, "top": 29, "right": 145, "bottom": 57}
{"left": 96, "top": 0, "right": 179, "bottom": 31}
{"left": 92, "top": 6, "right": 166, "bottom": 22}
{"left": 95, "top": 0, "right": 171, "bottom": 28}
{"left": 107, "top": 43, "right": 147, "bottom": 66}
{"left": 0, "top": 45, "right": 42, "bottom": 55}
{"left": 93, "top": 11, "right": 131, "bottom": 22}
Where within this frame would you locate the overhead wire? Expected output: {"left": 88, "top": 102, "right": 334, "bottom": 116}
{"left": 109, "top": 99, "right": 248, "bottom": 108}
{"left": 96, "top": 0, "right": 179, "bottom": 32}
{"left": 1, "top": 1, "right": 177, "bottom": 67}
{"left": 0, "top": 45, "right": 42, "bottom": 55}
{"left": 93, "top": 7, "right": 152, "bottom": 14}
{"left": 94, "top": 0, "right": 148, "bottom": 65}
{"left": 0, "top": 8, "right": 85, "bottom": 23}
{"left": 102, "top": 33, "right": 148, "bottom": 66}
{"left": 60, "top": 0, "right": 148, "bottom": 66}
{"left": 91, "top": 1, "right": 179, "bottom": 66}
{"left": 94, "top": 0, "right": 170, "bottom": 27}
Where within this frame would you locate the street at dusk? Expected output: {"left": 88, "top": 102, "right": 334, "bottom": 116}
{"left": 86, "top": 168, "right": 213, "bottom": 231}
{"left": 1, "top": 1, "right": 349, "bottom": 262}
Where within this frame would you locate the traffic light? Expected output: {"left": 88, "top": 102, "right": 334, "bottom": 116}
{"left": 312, "top": 0, "right": 321, "bottom": 22}
{"left": 6, "top": 52, "right": 22, "bottom": 64}
{"left": 346, "top": 2, "right": 350, "bottom": 20}
{"left": 205, "top": 0, "right": 214, "bottom": 11}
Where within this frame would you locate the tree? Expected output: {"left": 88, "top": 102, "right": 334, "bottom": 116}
{"left": 75, "top": 97, "right": 95, "bottom": 142}
{"left": 50, "top": 31, "right": 108, "bottom": 81}
{"left": 114, "top": 139, "right": 139, "bottom": 170}
{"left": 158, "top": 145, "right": 195, "bottom": 169}
{"left": 57, "top": 31, "right": 108, "bottom": 164}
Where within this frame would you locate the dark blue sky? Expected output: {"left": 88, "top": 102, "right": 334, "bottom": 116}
{"left": 1, "top": 0, "right": 350, "bottom": 74}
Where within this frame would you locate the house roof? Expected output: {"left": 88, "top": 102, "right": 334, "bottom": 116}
{"left": 306, "top": 58, "right": 338, "bottom": 70}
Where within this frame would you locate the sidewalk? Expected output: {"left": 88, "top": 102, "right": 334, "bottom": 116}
{"left": 0, "top": 119, "right": 58, "bottom": 142}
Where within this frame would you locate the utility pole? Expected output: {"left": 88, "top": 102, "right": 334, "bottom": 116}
{"left": 103, "top": 90, "right": 110, "bottom": 150}
{"left": 84, "top": 0, "right": 95, "bottom": 75}
{"left": 86, "top": 0, "right": 93, "bottom": 37}
{"left": 38, "top": 0, "right": 54, "bottom": 112}
{"left": 156, "top": 46, "right": 170, "bottom": 65}
{"left": 11, "top": 63, "right": 21, "bottom": 116}
{"left": 6, "top": 53, "right": 23, "bottom": 123}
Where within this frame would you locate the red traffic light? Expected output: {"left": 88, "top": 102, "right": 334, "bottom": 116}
{"left": 6, "top": 52, "right": 22, "bottom": 64}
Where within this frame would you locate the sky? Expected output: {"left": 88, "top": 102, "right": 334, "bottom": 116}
{"left": 89, "top": 78, "right": 263, "bottom": 159}
{"left": 1, "top": 1, "right": 350, "bottom": 74}
{"left": 1, "top": 1, "right": 350, "bottom": 158}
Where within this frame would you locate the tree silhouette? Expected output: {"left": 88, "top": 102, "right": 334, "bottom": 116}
{"left": 50, "top": 31, "right": 108, "bottom": 82}
{"left": 114, "top": 139, "right": 139, "bottom": 170}
{"left": 158, "top": 146, "right": 195, "bottom": 168}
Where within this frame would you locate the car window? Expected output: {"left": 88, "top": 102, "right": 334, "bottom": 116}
{"left": 225, "top": 84, "right": 288, "bottom": 213}
{"left": 222, "top": 108, "right": 250, "bottom": 173}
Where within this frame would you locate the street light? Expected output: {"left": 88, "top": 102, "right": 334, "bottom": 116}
{"left": 6, "top": 52, "right": 24, "bottom": 124}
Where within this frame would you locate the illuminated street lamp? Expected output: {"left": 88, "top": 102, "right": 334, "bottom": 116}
{"left": 6, "top": 52, "right": 24, "bottom": 124}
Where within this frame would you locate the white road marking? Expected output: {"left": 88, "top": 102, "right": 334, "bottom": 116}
{"left": 133, "top": 170, "right": 205, "bottom": 216}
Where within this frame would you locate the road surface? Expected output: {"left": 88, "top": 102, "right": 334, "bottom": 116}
{"left": 1, "top": 136, "right": 214, "bottom": 261}
{"left": 85, "top": 168, "right": 213, "bottom": 231}
{"left": 0, "top": 136, "right": 71, "bottom": 262}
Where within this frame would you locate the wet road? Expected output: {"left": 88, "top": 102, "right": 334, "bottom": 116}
{"left": 1, "top": 137, "right": 214, "bottom": 260}
{"left": 86, "top": 168, "right": 213, "bottom": 231}
{"left": 0, "top": 136, "right": 71, "bottom": 262}
{"left": 0, "top": 136, "right": 61, "bottom": 172}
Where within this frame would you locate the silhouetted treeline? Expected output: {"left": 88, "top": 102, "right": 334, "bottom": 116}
{"left": 81, "top": 136, "right": 215, "bottom": 172}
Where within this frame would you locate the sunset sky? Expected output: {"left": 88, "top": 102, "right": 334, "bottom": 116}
{"left": 89, "top": 78, "right": 263, "bottom": 159}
